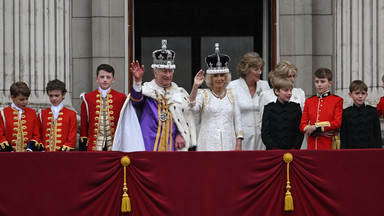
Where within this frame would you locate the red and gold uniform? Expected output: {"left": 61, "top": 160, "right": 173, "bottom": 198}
{"left": 80, "top": 89, "right": 126, "bottom": 151}
{"left": 40, "top": 107, "right": 77, "bottom": 151}
{"left": 0, "top": 106, "right": 41, "bottom": 152}
{"left": 376, "top": 97, "right": 384, "bottom": 117}
{"left": 299, "top": 92, "right": 343, "bottom": 149}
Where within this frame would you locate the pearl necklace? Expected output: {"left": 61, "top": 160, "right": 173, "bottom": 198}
{"left": 211, "top": 89, "right": 226, "bottom": 98}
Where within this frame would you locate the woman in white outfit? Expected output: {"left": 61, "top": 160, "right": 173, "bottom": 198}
{"left": 227, "top": 52, "right": 270, "bottom": 150}
{"left": 189, "top": 43, "right": 243, "bottom": 151}
{"left": 258, "top": 60, "right": 307, "bottom": 149}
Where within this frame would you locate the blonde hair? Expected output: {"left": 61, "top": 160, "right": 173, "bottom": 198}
{"left": 237, "top": 52, "right": 264, "bottom": 78}
{"left": 273, "top": 78, "right": 293, "bottom": 96}
{"left": 205, "top": 73, "right": 231, "bottom": 88}
{"left": 269, "top": 60, "right": 298, "bottom": 87}
{"left": 274, "top": 77, "right": 293, "bottom": 91}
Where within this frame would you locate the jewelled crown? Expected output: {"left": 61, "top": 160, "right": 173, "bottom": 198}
{"left": 151, "top": 40, "right": 176, "bottom": 69}
{"left": 205, "top": 43, "right": 230, "bottom": 74}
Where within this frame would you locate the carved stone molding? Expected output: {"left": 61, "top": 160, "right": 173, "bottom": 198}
{"left": 335, "top": 0, "right": 384, "bottom": 106}
{"left": 0, "top": 0, "right": 72, "bottom": 109}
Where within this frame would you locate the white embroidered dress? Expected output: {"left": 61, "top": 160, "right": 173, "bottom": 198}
{"left": 190, "top": 89, "right": 243, "bottom": 151}
{"left": 227, "top": 78, "right": 270, "bottom": 150}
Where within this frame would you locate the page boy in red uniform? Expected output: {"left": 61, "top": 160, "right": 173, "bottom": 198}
{"left": 40, "top": 79, "right": 77, "bottom": 151}
{"left": 0, "top": 81, "right": 43, "bottom": 152}
{"left": 299, "top": 68, "right": 343, "bottom": 149}
{"left": 79, "top": 64, "right": 127, "bottom": 151}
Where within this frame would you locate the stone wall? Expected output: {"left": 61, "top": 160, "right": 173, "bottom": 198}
{"left": 71, "top": 0, "right": 127, "bottom": 113}
{"left": 0, "top": 0, "right": 72, "bottom": 109}
{"left": 279, "top": 0, "right": 384, "bottom": 107}
{"left": 279, "top": 0, "right": 334, "bottom": 97}
{"left": 334, "top": 0, "right": 384, "bottom": 107}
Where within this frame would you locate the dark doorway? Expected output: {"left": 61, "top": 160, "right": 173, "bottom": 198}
{"left": 134, "top": 0, "right": 265, "bottom": 91}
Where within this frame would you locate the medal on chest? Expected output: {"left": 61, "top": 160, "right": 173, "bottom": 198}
{"left": 156, "top": 91, "right": 174, "bottom": 122}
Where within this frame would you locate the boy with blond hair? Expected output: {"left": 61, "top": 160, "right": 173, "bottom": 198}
{"left": 261, "top": 77, "right": 303, "bottom": 149}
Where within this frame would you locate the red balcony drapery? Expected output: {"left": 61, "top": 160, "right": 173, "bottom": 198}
{"left": 0, "top": 150, "right": 383, "bottom": 216}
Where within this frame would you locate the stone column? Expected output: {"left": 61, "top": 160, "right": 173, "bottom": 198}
{"left": 278, "top": 0, "right": 335, "bottom": 98}
{"left": 335, "top": 0, "right": 384, "bottom": 106}
{"left": 0, "top": 0, "right": 72, "bottom": 109}
{"left": 71, "top": 0, "right": 127, "bottom": 113}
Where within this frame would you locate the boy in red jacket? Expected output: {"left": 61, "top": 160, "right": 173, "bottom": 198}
{"left": 299, "top": 68, "right": 343, "bottom": 149}
{"left": 0, "top": 81, "right": 43, "bottom": 152}
{"left": 79, "top": 64, "right": 127, "bottom": 151}
{"left": 40, "top": 79, "right": 77, "bottom": 151}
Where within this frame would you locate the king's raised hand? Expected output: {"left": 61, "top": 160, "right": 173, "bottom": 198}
{"left": 130, "top": 60, "right": 145, "bottom": 82}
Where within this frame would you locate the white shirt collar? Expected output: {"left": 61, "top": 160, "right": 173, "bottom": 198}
{"left": 99, "top": 87, "right": 110, "bottom": 98}
{"left": 51, "top": 102, "right": 64, "bottom": 121}
{"left": 11, "top": 102, "right": 23, "bottom": 119}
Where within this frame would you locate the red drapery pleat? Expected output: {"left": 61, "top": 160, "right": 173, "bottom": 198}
{"left": 0, "top": 150, "right": 383, "bottom": 216}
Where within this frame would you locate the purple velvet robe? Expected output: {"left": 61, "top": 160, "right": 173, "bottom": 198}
{"left": 131, "top": 86, "right": 179, "bottom": 151}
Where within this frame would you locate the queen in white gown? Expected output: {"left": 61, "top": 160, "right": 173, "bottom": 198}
{"left": 227, "top": 52, "right": 270, "bottom": 150}
{"left": 189, "top": 44, "right": 243, "bottom": 151}
{"left": 258, "top": 60, "right": 307, "bottom": 149}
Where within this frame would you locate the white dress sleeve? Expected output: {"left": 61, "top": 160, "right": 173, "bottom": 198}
{"left": 259, "top": 90, "right": 268, "bottom": 121}
{"left": 298, "top": 88, "right": 306, "bottom": 110}
{"left": 259, "top": 89, "right": 275, "bottom": 127}
{"left": 232, "top": 90, "right": 244, "bottom": 139}
{"left": 188, "top": 89, "right": 205, "bottom": 113}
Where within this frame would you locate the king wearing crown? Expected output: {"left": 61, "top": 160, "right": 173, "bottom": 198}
{"left": 114, "top": 40, "right": 196, "bottom": 152}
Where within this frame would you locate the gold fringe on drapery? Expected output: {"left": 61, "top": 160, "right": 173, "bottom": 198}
{"left": 121, "top": 156, "right": 131, "bottom": 213}
{"left": 283, "top": 153, "right": 294, "bottom": 211}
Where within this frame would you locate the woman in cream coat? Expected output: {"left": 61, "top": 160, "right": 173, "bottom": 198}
{"left": 227, "top": 52, "right": 270, "bottom": 150}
